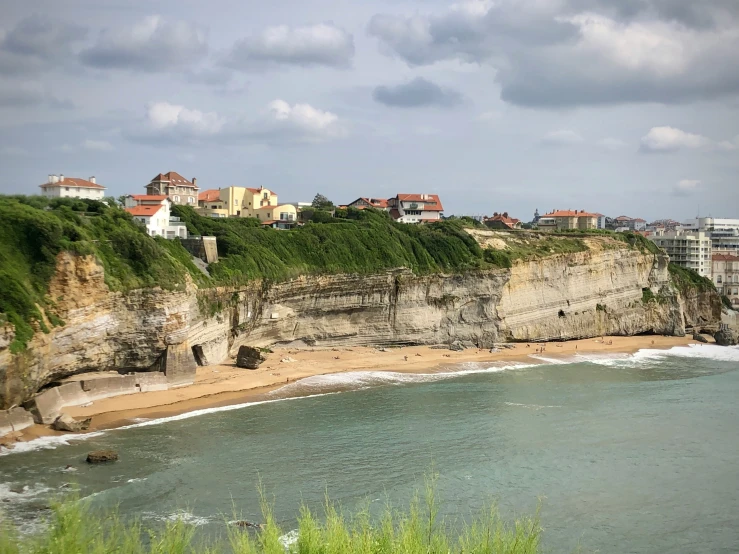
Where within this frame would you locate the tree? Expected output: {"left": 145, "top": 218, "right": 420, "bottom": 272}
{"left": 117, "top": 195, "right": 128, "bottom": 207}
{"left": 311, "top": 193, "right": 334, "bottom": 210}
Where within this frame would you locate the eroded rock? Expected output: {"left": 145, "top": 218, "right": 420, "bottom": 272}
{"left": 714, "top": 328, "right": 738, "bottom": 346}
{"left": 236, "top": 346, "right": 265, "bottom": 370}
{"left": 52, "top": 413, "right": 91, "bottom": 433}
{"left": 86, "top": 450, "right": 118, "bottom": 463}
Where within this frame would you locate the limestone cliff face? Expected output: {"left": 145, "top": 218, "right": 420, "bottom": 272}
{"left": 0, "top": 247, "right": 720, "bottom": 408}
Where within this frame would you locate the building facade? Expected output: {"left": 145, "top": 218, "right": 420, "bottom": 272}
{"left": 145, "top": 172, "right": 199, "bottom": 206}
{"left": 387, "top": 194, "right": 444, "bottom": 223}
{"left": 650, "top": 231, "right": 712, "bottom": 277}
{"left": 712, "top": 253, "right": 739, "bottom": 306}
{"left": 124, "top": 195, "right": 187, "bottom": 238}
{"left": 239, "top": 187, "right": 297, "bottom": 226}
{"left": 347, "top": 197, "right": 389, "bottom": 210}
{"left": 485, "top": 212, "right": 522, "bottom": 229}
{"left": 39, "top": 175, "right": 105, "bottom": 200}
{"left": 537, "top": 210, "right": 598, "bottom": 231}
{"left": 684, "top": 217, "right": 739, "bottom": 256}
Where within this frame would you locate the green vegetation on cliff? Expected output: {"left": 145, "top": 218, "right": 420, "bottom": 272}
{"left": 0, "top": 484, "right": 542, "bottom": 554}
{"left": 668, "top": 263, "right": 716, "bottom": 293}
{"left": 0, "top": 197, "right": 206, "bottom": 352}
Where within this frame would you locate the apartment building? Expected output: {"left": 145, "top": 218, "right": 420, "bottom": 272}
{"left": 537, "top": 210, "right": 598, "bottom": 231}
{"left": 712, "top": 253, "right": 739, "bottom": 307}
{"left": 650, "top": 231, "right": 712, "bottom": 277}
{"left": 684, "top": 217, "right": 739, "bottom": 256}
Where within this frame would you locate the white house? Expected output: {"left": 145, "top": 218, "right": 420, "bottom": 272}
{"left": 39, "top": 175, "right": 106, "bottom": 200}
{"left": 387, "top": 194, "right": 444, "bottom": 223}
{"left": 124, "top": 195, "right": 187, "bottom": 238}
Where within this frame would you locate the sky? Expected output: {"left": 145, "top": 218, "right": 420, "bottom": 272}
{"left": 1, "top": 0, "right": 737, "bottom": 222}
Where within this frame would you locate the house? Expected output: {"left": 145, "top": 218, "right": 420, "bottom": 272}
{"left": 240, "top": 186, "right": 297, "bottom": 228}
{"left": 614, "top": 215, "right": 646, "bottom": 231}
{"left": 39, "top": 175, "right": 105, "bottom": 200}
{"left": 124, "top": 195, "right": 187, "bottom": 238}
{"left": 145, "top": 172, "right": 199, "bottom": 206}
{"left": 197, "top": 189, "right": 229, "bottom": 218}
{"left": 387, "top": 194, "right": 444, "bottom": 223}
{"left": 712, "top": 253, "right": 739, "bottom": 306}
{"left": 537, "top": 210, "right": 598, "bottom": 231}
{"left": 485, "top": 212, "right": 522, "bottom": 230}
{"left": 347, "top": 198, "right": 389, "bottom": 210}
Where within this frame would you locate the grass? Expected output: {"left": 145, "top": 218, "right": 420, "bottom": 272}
{"left": 0, "top": 480, "right": 543, "bottom": 554}
{"left": 668, "top": 263, "right": 716, "bottom": 293}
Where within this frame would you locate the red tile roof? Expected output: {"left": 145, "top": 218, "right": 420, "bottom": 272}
{"left": 40, "top": 177, "right": 105, "bottom": 190}
{"left": 198, "top": 189, "right": 221, "bottom": 202}
{"left": 395, "top": 194, "right": 444, "bottom": 212}
{"left": 487, "top": 214, "right": 521, "bottom": 228}
{"left": 129, "top": 194, "right": 167, "bottom": 201}
{"left": 246, "top": 187, "right": 268, "bottom": 194}
{"left": 714, "top": 253, "right": 739, "bottom": 262}
{"left": 125, "top": 205, "right": 164, "bottom": 217}
{"left": 389, "top": 208, "right": 401, "bottom": 220}
{"left": 150, "top": 172, "right": 197, "bottom": 188}
{"left": 349, "top": 197, "right": 388, "bottom": 209}
{"left": 543, "top": 210, "right": 598, "bottom": 218}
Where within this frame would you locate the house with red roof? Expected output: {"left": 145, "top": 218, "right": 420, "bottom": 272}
{"left": 39, "top": 174, "right": 106, "bottom": 200}
{"left": 123, "top": 194, "right": 187, "bottom": 238}
{"left": 386, "top": 194, "right": 444, "bottom": 223}
{"left": 145, "top": 171, "right": 200, "bottom": 206}
{"left": 538, "top": 209, "right": 598, "bottom": 231}
{"left": 347, "top": 197, "right": 389, "bottom": 210}
{"left": 485, "top": 212, "right": 522, "bottom": 230}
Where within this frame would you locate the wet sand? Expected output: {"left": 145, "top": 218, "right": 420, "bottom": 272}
{"left": 5, "top": 335, "right": 700, "bottom": 444}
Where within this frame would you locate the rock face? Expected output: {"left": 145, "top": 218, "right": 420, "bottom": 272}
{"left": 236, "top": 346, "right": 265, "bottom": 369}
{"left": 86, "top": 450, "right": 118, "bottom": 463}
{"left": 0, "top": 244, "right": 723, "bottom": 409}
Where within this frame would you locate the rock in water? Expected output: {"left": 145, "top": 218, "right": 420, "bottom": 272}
{"left": 52, "top": 414, "right": 91, "bottom": 432}
{"left": 86, "top": 450, "right": 118, "bottom": 464}
{"left": 236, "top": 346, "right": 266, "bottom": 369}
{"left": 714, "top": 328, "right": 738, "bottom": 346}
{"left": 692, "top": 333, "right": 709, "bottom": 343}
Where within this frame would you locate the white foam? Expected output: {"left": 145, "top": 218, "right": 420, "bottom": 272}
{"left": 0, "top": 482, "right": 52, "bottom": 503}
{"left": 528, "top": 355, "right": 571, "bottom": 365}
{"left": 576, "top": 344, "right": 739, "bottom": 368}
{"left": 143, "top": 510, "right": 210, "bottom": 527}
{"left": 279, "top": 529, "right": 300, "bottom": 548}
{"left": 0, "top": 431, "right": 105, "bottom": 457}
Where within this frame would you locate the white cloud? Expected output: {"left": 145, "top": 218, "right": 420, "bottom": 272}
{"left": 673, "top": 179, "right": 702, "bottom": 196}
{"left": 717, "top": 136, "right": 739, "bottom": 151}
{"left": 540, "top": 129, "right": 583, "bottom": 145}
{"left": 146, "top": 101, "right": 225, "bottom": 135}
{"left": 597, "top": 137, "right": 628, "bottom": 150}
{"left": 82, "top": 139, "right": 114, "bottom": 152}
{"left": 640, "top": 126, "right": 709, "bottom": 152}
{"left": 80, "top": 16, "right": 207, "bottom": 72}
{"left": 129, "top": 100, "right": 345, "bottom": 145}
{"left": 224, "top": 23, "right": 354, "bottom": 70}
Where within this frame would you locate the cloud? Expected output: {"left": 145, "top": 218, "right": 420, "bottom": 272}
{"left": 717, "top": 136, "right": 739, "bottom": 151}
{"left": 0, "top": 15, "right": 87, "bottom": 75}
{"left": 673, "top": 179, "right": 702, "bottom": 196}
{"left": 372, "top": 77, "right": 462, "bottom": 108}
{"left": 540, "top": 129, "right": 584, "bottom": 146}
{"left": 223, "top": 23, "right": 354, "bottom": 70}
{"left": 368, "top": 0, "right": 739, "bottom": 107}
{"left": 640, "top": 126, "right": 709, "bottom": 152}
{"left": 80, "top": 16, "right": 207, "bottom": 72}
{"left": 597, "top": 137, "right": 628, "bottom": 150}
{"left": 0, "top": 80, "right": 73, "bottom": 109}
{"left": 478, "top": 111, "right": 501, "bottom": 122}
{"left": 82, "top": 139, "right": 114, "bottom": 152}
{"left": 129, "top": 100, "right": 345, "bottom": 145}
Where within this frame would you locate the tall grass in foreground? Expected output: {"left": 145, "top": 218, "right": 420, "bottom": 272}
{"left": 0, "top": 481, "right": 541, "bottom": 553}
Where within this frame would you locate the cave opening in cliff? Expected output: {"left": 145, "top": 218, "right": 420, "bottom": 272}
{"left": 191, "top": 345, "right": 209, "bottom": 366}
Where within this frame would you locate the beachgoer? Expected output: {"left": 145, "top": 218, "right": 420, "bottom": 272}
{"left": 404, "top": 355, "right": 408, "bottom": 361}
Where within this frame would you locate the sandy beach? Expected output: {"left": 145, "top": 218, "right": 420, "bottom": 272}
{"left": 5, "top": 334, "right": 702, "bottom": 444}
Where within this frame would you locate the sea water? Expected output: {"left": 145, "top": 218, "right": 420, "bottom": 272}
{"left": 1, "top": 344, "right": 738, "bottom": 552}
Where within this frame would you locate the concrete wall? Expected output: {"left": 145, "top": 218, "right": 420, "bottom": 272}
{"left": 0, "top": 407, "right": 35, "bottom": 436}
{"left": 180, "top": 237, "right": 218, "bottom": 264}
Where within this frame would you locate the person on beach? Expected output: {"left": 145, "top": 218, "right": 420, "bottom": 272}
{"left": 404, "top": 355, "right": 408, "bottom": 361}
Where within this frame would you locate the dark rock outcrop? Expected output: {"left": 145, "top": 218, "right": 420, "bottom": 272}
{"left": 692, "top": 333, "right": 709, "bottom": 343}
{"left": 86, "top": 450, "right": 118, "bottom": 463}
{"left": 52, "top": 413, "right": 91, "bottom": 432}
{"left": 714, "top": 327, "right": 738, "bottom": 346}
{"left": 236, "top": 346, "right": 265, "bottom": 370}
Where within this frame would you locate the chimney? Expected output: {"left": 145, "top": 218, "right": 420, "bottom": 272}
{"left": 59, "top": 174, "right": 65, "bottom": 182}
{"left": 192, "top": 177, "right": 197, "bottom": 186}
{"left": 503, "top": 212, "right": 509, "bottom": 218}
{"left": 48, "top": 174, "right": 53, "bottom": 184}
{"left": 89, "top": 176, "right": 96, "bottom": 184}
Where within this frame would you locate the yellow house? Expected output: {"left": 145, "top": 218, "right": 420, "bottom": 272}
{"left": 197, "top": 187, "right": 250, "bottom": 217}
{"left": 240, "top": 186, "right": 297, "bottom": 224}
{"left": 538, "top": 210, "right": 598, "bottom": 231}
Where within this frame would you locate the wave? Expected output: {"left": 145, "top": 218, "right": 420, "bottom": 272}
{"left": 143, "top": 510, "right": 211, "bottom": 527}
{"left": 576, "top": 344, "right": 739, "bottom": 367}
{"left": 0, "top": 431, "right": 105, "bottom": 458}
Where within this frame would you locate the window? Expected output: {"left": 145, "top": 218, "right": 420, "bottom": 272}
{"left": 234, "top": 199, "right": 238, "bottom": 205}
{"left": 174, "top": 195, "right": 180, "bottom": 202}
{"left": 188, "top": 197, "right": 194, "bottom": 203}
{"left": 718, "top": 276, "right": 723, "bottom": 283}
{"left": 65, "top": 187, "right": 69, "bottom": 191}
{"left": 263, "top": 192, "right": 269, "bottom": 200}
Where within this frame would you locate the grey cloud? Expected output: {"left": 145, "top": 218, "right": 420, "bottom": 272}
{"left": 0, "top": 14, "right": 87, "bottom": 75}
{"left": 223, "top": 23, "right": 354, "bottom": 70}
{"left": 0, "top": 81, "right": 74, "bottom": 109}
{"left": 369, "top": 1, "right": 739, "bottom": 107}
{"left": 373, "top": 77, "right": 462, "bottom": 108}
{"left": 80, "top": 16, "right": 207, "bottom": 72}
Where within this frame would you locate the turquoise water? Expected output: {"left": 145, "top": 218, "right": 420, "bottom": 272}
{"left": 2, "top": 344, "right": 738, "bottom": 552}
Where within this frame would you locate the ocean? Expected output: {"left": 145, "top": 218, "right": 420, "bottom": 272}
{"left": 1, "top": 344, "right": 738, "bottom": 553}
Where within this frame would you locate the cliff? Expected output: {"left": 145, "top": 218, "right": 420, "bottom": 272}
{"left": 0, "top": 237, "right": 721, "bottom": 410}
